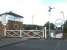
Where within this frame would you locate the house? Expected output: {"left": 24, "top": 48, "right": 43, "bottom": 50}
{"left": 0, "top": 11, "right": 24, "bottom": 37}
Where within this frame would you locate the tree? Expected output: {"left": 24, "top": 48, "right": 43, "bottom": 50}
{"left": 63, "top": 20, "right": 67, "bottom": 39}
{"left": 44, "top": 21, "right": 55, "bottom": 30}
{"left": 63, "top": 20, "right": 67, "bottom": 33}
{"left": 23, "top": 24, "right": 43, "bottom": 30}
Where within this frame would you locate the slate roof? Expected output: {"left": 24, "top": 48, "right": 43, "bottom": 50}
{"left": 0, "top": 11, "right": 24, "bottom": 18}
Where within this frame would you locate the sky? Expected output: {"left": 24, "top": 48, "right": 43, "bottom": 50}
{"left": 0, "top": 0, "right": 67, "bottom": 26}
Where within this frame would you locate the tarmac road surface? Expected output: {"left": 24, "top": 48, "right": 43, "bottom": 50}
{"left": 0, "top": 39, "right": 67, "bottom": 50}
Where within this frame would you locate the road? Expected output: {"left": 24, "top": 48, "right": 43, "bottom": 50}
{"left": 0, "top": 39, "right": 67, "bottom": 50}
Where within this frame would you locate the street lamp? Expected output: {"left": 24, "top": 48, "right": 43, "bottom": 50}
{"left": 60, "top": 11, "right": 65, "bottom": 33}
{"left": 48, "top": 6, "right": 55, "bottom": 38}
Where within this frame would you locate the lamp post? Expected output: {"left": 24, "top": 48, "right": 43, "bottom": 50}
{"left": 55, "top": 11, "right": 64, "bottom": 39}
{"left": 48, "top": 6, "right": 55, "bottom": 38}
{"left": 60, "top": 11, "right": 65, "bottom": 33}
{"left": 48, "top": 6, "right": 51, "bottom": 37}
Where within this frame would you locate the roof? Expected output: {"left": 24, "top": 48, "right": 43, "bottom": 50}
{"left": 0, "top": 11, "right": 24, "bottom": 18}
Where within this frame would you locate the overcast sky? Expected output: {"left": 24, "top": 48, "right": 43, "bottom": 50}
{"left": 0, "top": 0, "right": 67, "bottom": 26}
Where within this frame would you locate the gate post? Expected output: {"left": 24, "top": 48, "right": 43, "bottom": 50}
{"left": 43, "top": 27, "right": 45, "bottom": 39}
{"left": 4, "top": 27, "right": 6, "bottom": 37}
{"left": 43, "top": 27, "right": 47, "bottom": 39}
{"left": 45, "top": 27, "right": 47, "bottom": 39}
{"left": 20, "top": 30, "right": 22, "bottom": 37}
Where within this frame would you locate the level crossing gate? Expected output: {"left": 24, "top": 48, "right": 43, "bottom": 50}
{"left": 4, "top": 27, "right": 47, "bottom": 39}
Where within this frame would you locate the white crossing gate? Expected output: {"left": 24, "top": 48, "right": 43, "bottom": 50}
{"left": 5, "top": 30, "right": 43, "bottom": 38}
{"left": 4, "top": 27, "right": 47, "bottom": 39}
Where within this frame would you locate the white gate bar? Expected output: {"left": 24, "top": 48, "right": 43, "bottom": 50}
{"left": 6, "top": 30, "right": 41, "bottom": 32}
{"left": 21, "top": 30, "right": 41, "bottom": 32}
{"left": 6, "top": 30, "right": 20, "bottom": 31}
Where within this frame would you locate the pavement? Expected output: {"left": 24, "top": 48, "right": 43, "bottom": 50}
{"left": 0, "top": 37, "right": 28, "bottom": 48}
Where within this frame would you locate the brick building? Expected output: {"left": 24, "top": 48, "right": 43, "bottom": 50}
{"left": 0, "top": 11, "right": 24, "bottom": 37}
